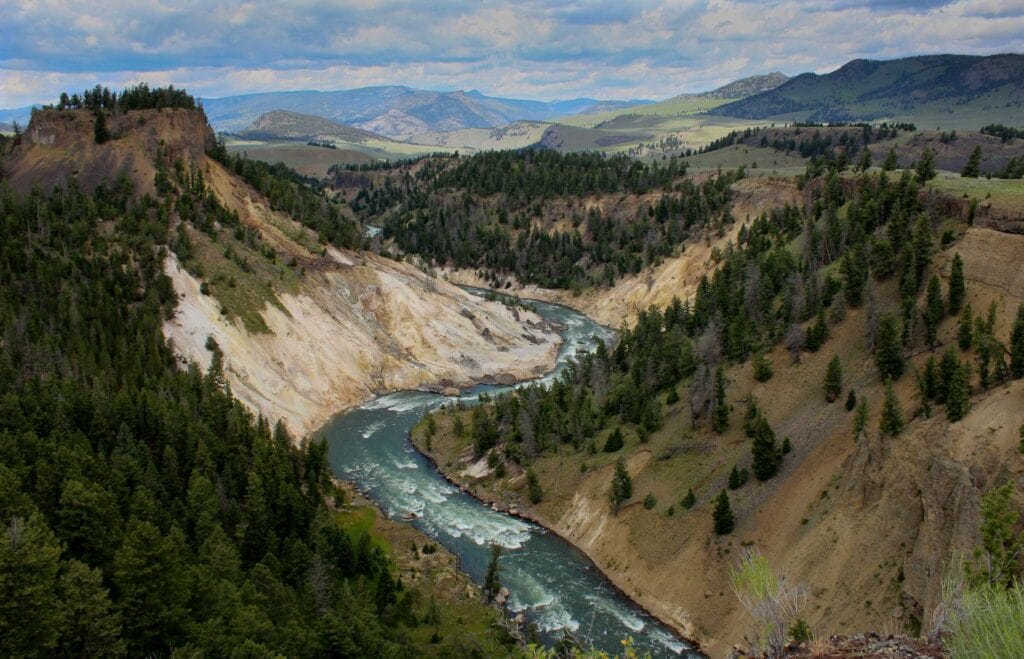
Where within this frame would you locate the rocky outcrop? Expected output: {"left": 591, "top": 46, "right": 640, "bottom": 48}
{"left": 2, "top": 108, "right": 214, "bottom": 196}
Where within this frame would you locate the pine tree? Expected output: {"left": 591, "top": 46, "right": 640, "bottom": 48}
{"left": 603, "top": 427, "right": 624, "bottom": 452}
{"left": 912, "top": 215, "right": 933, "bottom": 289}
{"left": 712, "top": 365, "right": 729, "bottom": 433}
{"left": 526, "top": 469, "right": 543, "bottom": 504}
{"left": 958, "top": 303, "right": 974, "bottom": 350}
{"left": 93, "top": 111, "right": 110, "bottom": 144}
{"left": 845, "top": 389, "right": 857, "bottom": 411}
{"left": 880, "top": 380, "right": 904, "bottom": 437}
{"left": 483, "top": 544, "right": 502, "bottom": 601}
{"left": 0, "top": 515, "right": 63, "bottom": 656}
{"left": 924, "top": 274, "right": 945, "bottom": 347}
{"left": 609, "top": 458, "right": 633, "bottom": 513}
{"left": 728, "top": 465, "right": 748, "bottom": 490}
{"left": 1011, "top": 304, "right": 1024, "bottom": 378}
{"left": 961, "top": 145, "right": 982, "bottom": 178}
{"left": 946, "top": 361, "right": 971, "bottom": 422}
{"left": 751, "top": 416, "right": 782, "bottom": 481}
{"left": 681, "top": 488, "right": 696, "bottom": 510}
{"left": 57, "top": 560, "right": 126, "bottom": 657}
{"left": 875, "top": 313, "right": 905, "bottom": 381}
{"left": 915, "top": 147, "right": 937, "bottom": 182}
{"left": 882, "top": 147, "right": 898, "bottom": 171}
{"left": 857, "top": 148, "right": 872, "bottom": 172}
{"left": 948, "top": 253, "right": 966, "bottom": 314}
{"left": 824, "top": 355, "right": 843, "bottom": 402}
{"left": 936, "top": 348, "right": 960, "bottom": 404}
{"left": 713, "top": 490, "right": 735, "bottom": 535}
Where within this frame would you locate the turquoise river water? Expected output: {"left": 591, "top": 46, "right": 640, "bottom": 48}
{"left": 319, "top": 292, "right": 698, "bottom": 657}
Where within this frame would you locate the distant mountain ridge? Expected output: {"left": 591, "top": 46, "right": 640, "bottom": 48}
{"left": 238, "top": 110, "right": 388, "bottom": 144}
{"left": 711, "top": 53, "right": 1024, "bottom": 123}
{"left": 702, "top": 72, "right": 789, "bottom": 100}
{"left": 200, "top": 86, "right": 650, "bottom": 138}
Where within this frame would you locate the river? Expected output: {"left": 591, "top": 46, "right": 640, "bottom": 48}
{"left": 318, "top": 292, "right": 698, "bottom": 657}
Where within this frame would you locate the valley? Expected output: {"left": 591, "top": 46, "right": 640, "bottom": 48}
{"left": 2, "top": 39, "right": 1024, "bottom": 658}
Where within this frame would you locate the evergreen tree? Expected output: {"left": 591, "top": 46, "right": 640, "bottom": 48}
{"left": 936, "top": 347, "right": 960, "bottom": 404}
{"left": 681, "top": 488, "right": 696, "bottom": 510}
{"left": 845, "top": 389, "right": 857, "bottom": 411}
{"left": 609, "top": 458, "right": 633, "bottom": 513}
{"left": 728, "top": 465, "right": 748, "bottom": 490}
{"left": 875, "top": 313, "right": 905, "bottom": 381}
{"left": 882, "top": 147, "right": 898, "bottom": 171}
{"left": 915, "top": 147, "right": 937, "bottom": 182}
{"left": 93, "top": 111, "right": 110, "bottom": 144}
{"left": 526, "top": 469, "right": 544, "bottom": 504}
{"left": 824, "top": 356, "right": 843, "bottom": 402}
{"left": 603, "top": 427, "right": 624, "bottom": 452}
{"left": 712, "top": 490, "right": 735, "bottom": 535}
{"left": 753, "top": 354, "right": 774, "bottom": 382}
{"left": 1011, "top": 304, "right": 1024, "bottom": 378}
{"left": 712, "top": 366, "right": 729, "bottom": 433}
{"left": 946, "top": 361, "right": 972, "bottom": 422}
{"left": 961, "top": 145, "right": 982, "bottom": 178}
{"left": 958, "top": 303, "right": 974, "bottom": 350}
{"left": 841, "top": 245, "right": 868, "bottom": 307}
{"left": 948, "top": 253, "right": 966, "bottom": 314}
{"left": 924, "top": 274, "right": 945, "bottom": 347}
{"left": 751, "top": 416, "right": 782, "bottom": 481}
{"left": 0, "top": 515, "right": 63, "bottom": 656}
{"left": 856, "top": 148, "right": 872, "bottom": 172}
{"left": 57, "top": 560, "right": 126, "bottom": 657}
{"left": 912, "top": 215, "right": 933, "bottom": 289}
{"left": 483, "top": 544, "right": 502, "bottom": 601}
{"left": 880, "top": 380, "right": 904, "bottom": 437}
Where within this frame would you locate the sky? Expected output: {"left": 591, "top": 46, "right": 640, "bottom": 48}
{"left": 2, "top": 0, "right": 1023, "bottom": 108}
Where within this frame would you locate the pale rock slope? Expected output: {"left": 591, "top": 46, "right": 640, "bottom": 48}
{"left": 165, "top": 248, "right": 560, "bottom": 436}
{"left": 4, "top": 107, "right": 562, "bottom": 439}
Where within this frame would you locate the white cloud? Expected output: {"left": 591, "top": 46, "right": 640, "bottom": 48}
{"left": 0, "top": 0, "right": 1021, "bottom": 107}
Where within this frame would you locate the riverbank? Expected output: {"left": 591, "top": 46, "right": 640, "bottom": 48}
{"left": 331, "top": 480, "right": 522, "bottom": 655}
{"left": 410, "top": 413, "right": 705, "bottom": 655}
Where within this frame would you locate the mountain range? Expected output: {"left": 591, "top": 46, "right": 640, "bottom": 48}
{"left": 711, "top": 53, "right": 1024, "bottom": 123}
{"left": 202, "top": 86, "right": 651, "bottom": 138}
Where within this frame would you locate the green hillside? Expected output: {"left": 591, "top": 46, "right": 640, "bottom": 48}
{"left": 711, "top": 54, "right": 1024, "bottom": 129}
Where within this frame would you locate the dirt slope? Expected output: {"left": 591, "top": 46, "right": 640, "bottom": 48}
{"left": 419, "top": 224, "right": 1024, "bottom": 656}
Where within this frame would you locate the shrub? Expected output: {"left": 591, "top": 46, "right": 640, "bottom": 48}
{"left": 643, "top": 494, "right": 657, "bottom": 510}
{"left": 944, "top": 585, "right": 1024, "bottom": 659}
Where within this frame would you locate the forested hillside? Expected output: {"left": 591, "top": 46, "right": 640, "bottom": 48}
{"left": 334, "top": 150, "right": 739, "bottom": 290}
{"left": 0, "top": 87, "right": 517, "bottom": 657}
{"left": 413, "top": 158, "right": 1024, "bottom": 654}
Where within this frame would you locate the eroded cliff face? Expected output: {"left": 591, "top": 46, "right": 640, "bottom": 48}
{"left": 5, "top": 108, "right": 562, "bottom": 438}
{"left": 2, "top": 108, "right": 214, "bottom": 196}
{"left": 164, "top": 247, "right": 560, "bottom": 436}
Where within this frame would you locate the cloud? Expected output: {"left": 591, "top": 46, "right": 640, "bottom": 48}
{"left": 0, "top": 0, "right": 1021, "bottom": 107}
